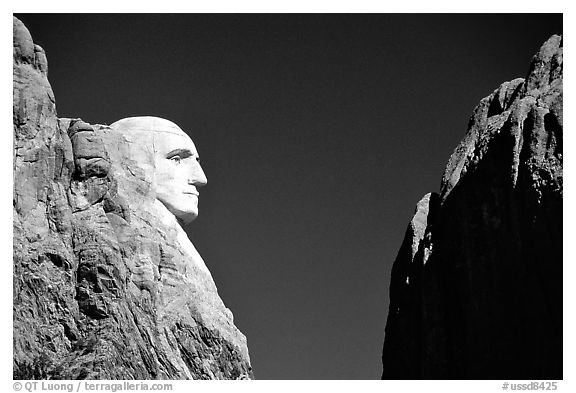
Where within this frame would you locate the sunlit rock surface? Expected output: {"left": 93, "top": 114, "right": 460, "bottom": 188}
{"left": 382, "top": 35, "right": 562, "bottom": 379}
{"left": 13, "top": 16, "right": 252, "bottom": 380}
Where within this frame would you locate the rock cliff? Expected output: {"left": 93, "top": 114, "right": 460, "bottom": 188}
{"left": 13, "top": 16, "right": 253, "bottom": 380}
{"left": 382, "top": 35, "right": 562, "bottom": 379}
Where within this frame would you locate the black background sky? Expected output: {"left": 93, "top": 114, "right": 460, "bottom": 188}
{"left": 16, "top": 14, "right": 562, "bottom": 379}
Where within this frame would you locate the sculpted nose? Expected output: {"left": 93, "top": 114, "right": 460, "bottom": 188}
{"left": 189, "top": 161, "right": 207, "bottom": 187}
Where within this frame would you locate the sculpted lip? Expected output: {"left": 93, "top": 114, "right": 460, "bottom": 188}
{"left": 183, "top": 192, "right": 199, "bottom": 196}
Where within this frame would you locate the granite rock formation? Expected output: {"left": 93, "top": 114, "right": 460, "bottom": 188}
{"left": 13, "top": 16, "right": 252, "bottom": 380}
{"left": 382, "top": 35, "right": 562, "bottom": 379}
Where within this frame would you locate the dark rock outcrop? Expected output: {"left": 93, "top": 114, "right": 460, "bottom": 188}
{"left": 382, "top": 35, "right": 562, "bottom": 379}
{"left": 13, "top": 16, "right": 252, "bottom": 380}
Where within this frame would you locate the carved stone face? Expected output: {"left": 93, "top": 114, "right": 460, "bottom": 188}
{"left": 153, "top": 121, "right": 207, "bottom": 223}
{"left": 111, "top": 117, "right": 208, "bottom": 224}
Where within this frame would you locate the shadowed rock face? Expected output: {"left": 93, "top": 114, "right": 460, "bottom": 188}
{"left": 13, "top": 17, "right": 252, "bottom": 380}
{"left": 382, "top": 35, "right": 562, "bottom": 379}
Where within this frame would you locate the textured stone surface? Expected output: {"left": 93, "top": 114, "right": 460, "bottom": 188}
{"left": 13, "top": 17, "right": 252, "bottom": 380}
{"left": 382, "top": 35, "right": 562, "bottom": 379}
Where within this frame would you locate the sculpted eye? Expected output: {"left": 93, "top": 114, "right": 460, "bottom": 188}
{"left": 166, "top": 149, "right": 192, "bottom": 163}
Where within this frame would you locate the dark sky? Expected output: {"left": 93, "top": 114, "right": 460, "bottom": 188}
{"left": 16, "top": 14, "right": 562, "bottom": 379}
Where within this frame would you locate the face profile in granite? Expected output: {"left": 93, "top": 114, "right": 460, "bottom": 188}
{"left": 110, "top": 116, "right": 208, "bottom": 224}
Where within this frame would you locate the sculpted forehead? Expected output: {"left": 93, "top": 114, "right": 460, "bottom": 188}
{"left": 155, "top": 132, "right": 197, "bottom": 156}
{"left": 110, "top": 116, "right": 197, "bottom": 155}
{"left": 111, "top": 116, "right": 188, "bottom": 137}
